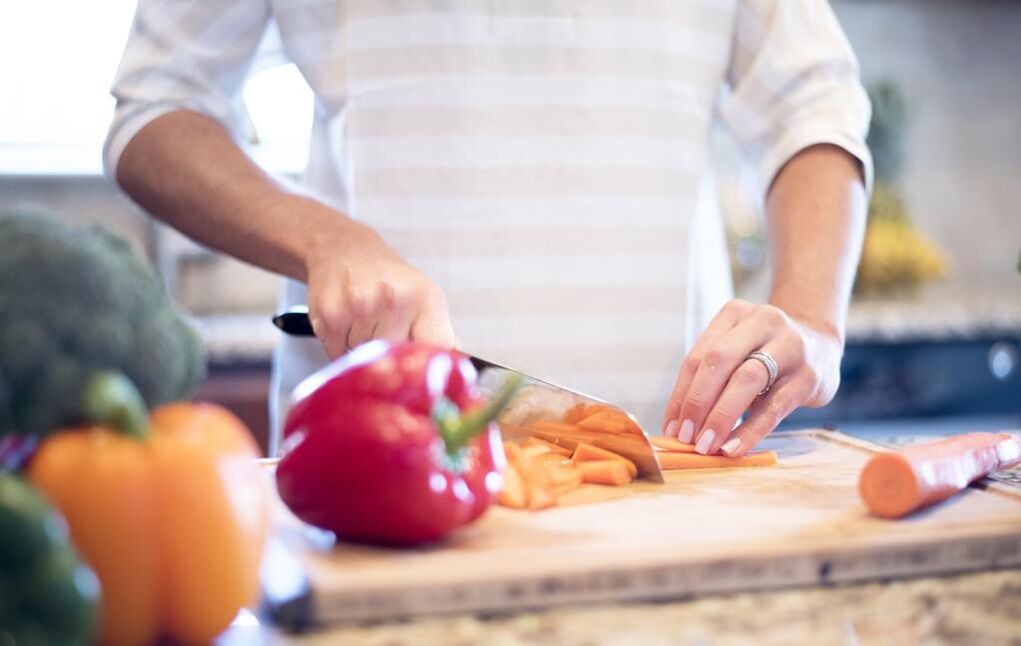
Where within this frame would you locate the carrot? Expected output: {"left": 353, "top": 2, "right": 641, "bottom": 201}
{"left": 564, "top": 403, "right": 613, "bottom": 424}
{"left": 525, "top": 420, "right": 581, "bottom": 437}
{"left": 576, "top": 409, "right": 637, "bottom": 434}
{"left": 500, "top": 441, "right": 557, "bottom": 510}
{"left": 577, "top": 460, "right": 633, "bottom": 486}
{"left": 571, "top": 442, "right": 638, "bottom": 478}
{"left": 562, "top": 404, "right": 590, "bottom": 424}
{"left": 651, "top": 436, "right": 697, "bottom": 453}
{"left": 503, "top": 441, "right": 526, "bottom": 464}
{"left": 522, "top": 435, "right": 573, "bottom": 457}
{"left": 521, "top": 443, "right": 554, "bottom": 459}
{"left": 530, "top": 453, "right": 584, "bottom": 495}
{"left": 497, "top": 462, "right": 528, "bottom": 509}
{"left": 526, "top": 482, "right": 557, "bottom": 510}
{"left": 657, "top": 450, "right": 778, "bottom": 470}
{"left": 859, "top": 433, "right": 1021, "bottom": 519}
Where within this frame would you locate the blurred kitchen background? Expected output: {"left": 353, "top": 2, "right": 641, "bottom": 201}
{"left": 1, "top": 0, "right": 1018, "bottom": 453}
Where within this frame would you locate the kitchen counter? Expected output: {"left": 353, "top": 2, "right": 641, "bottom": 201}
{"left": 222, "top": 568, "right": 1021, "bottom": 644}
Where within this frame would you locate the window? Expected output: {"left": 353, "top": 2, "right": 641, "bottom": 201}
{"left": 0, "top": 2, "right": 313, "bottom": 175}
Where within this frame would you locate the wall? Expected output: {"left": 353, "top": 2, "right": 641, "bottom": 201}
{"left": 1, "top": 0, "right": 1018, "bottom": 315}
{"left": 833, "top": 0, "right": 1021, "bottom": 295}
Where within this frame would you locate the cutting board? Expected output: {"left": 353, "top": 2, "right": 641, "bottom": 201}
{"left": 260, "top": 429, "right": 1021, "bottom": 629}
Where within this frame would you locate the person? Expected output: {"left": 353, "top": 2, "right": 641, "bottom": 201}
{"left": 106, "top": 1, "right": 870, "bottom": 458}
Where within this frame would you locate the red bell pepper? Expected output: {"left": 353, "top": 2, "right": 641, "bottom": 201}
{"left": 275, "top": 341, "right": 520, "bottom": 546}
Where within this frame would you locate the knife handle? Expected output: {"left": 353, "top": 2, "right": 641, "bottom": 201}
{"left": 272, "top": 306, "right": 490, "bottom": 373}
{"left": 272, "top": 306, "right": 316, "bottom": 336}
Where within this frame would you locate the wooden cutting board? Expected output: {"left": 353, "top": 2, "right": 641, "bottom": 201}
{"left": 260, "top": 429, "right": 1021, "bottom": 629}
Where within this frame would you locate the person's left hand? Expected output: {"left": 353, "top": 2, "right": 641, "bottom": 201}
{"left": 661, "top": 299, "right": 844, "bottom": 457}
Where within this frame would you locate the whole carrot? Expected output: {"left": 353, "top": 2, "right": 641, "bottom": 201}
{"left": 858, "top": 432, "right": 1021, "bottom": 519}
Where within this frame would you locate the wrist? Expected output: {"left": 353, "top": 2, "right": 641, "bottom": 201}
{"left": 278, "top": 196, "right": 382, "bottom": 283}
{"left": 767, "top": 296, "right": 846, "bottom": 347}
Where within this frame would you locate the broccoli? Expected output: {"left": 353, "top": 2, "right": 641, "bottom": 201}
{"left": 0, "top": 212, "right": 206, "bottom": 436}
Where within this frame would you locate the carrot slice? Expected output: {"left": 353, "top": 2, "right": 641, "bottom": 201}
{"left": 577, "top": 460, "right": 633, "bottom": 486}
{"left": 522, "top": 435, "right": 573, "bottom": 457}
{"left": 651, "top": 436, "right": 697, "bottom": 453}
{"left": 657, "top": 451, "right": 778, "bottom": 470}
{"left": 525, "top": 420, "right": 581, "bottom": 437}
{"left": 501, "top": 441, "right": 558, "bottom": 509}
{"left": 527, "top": 482, "right": 557, "bottom": 509}
{"left": 503, "top": 441, "right": 525, "bottom": 464}
{"left": 530, "top": 453, "right": 584, "bottom": 495}
{"left": 562, "top": 404, "right": 591, "bottom": 424}
{"left": 497, "top": 462, "right": 528, "bottom": 509}
{"left": 571, "top": 442, "right": 638, "bottom": 478}
{"left": 576, "top": 409, "right": 637, "bottom": 434}
{"left": 521, "top": 443, "right": 554, "bottom": 459}
{"left": 859, "top": 432, "right": 1021, "bottom": 519}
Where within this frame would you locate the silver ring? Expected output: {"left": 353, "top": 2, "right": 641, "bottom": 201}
{"left": 746, "top": 350, "right": 779, "bottom": 396}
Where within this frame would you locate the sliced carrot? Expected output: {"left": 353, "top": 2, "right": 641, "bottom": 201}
{"left": 859, "top": 433, "right": 1021, "bottom": 519}
{"left": 576, "top": 409, "right": 637, "bottom": 434}
{"left": 562, "top": 403, "right": 591, "bottom": 424}
{"left": 497, "top": 462, "right": 528, "bottom": 509}
{"left": 522, "top": 435, "right": 573, "bottom": 457}
{"left": 526, "top": 482, "right": 557, "bottom": 509}
{"left": 530, "top": 453, "right": 584, "bottom": 495}
{"left": 577, "top": 460, "right": 633, "bottom": 486}
{"left": 503, "top": 441, "right": 525, "bottom": 464}
{"left": 521, "top": 443, "right": 554, "bottom": 459}
{"left": 657, "top": 450, "right": 778, "bottom": 470}
{"left": 651, "top": 436, "right": 697, "bottom": 453}
{"left": 550, "top": 469, "right": 584, "bottom": 496}
{"left": 525, "top": 420, "right": 581, "bottom": 437}
{"left": 571, "top": 442, "right": 638, "bottom": 478}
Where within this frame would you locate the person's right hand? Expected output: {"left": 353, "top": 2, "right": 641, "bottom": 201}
{"left": 304, "top": 220, "right": 455, "bottom": 358}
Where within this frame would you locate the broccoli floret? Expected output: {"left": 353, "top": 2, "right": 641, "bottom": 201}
{"left": 0, "top": 212, "right": 206, "bottom": 436}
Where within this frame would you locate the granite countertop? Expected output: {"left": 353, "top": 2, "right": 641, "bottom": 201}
{"left": 194, "top": 294, "right": 1021, "bottom": 364}
{"left": 220, "top": 569, "right": 1021, "bottom": 645}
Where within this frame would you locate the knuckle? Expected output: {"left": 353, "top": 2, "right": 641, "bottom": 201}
{"left": 384, "top": 281, "right": 416, "bottom": 313}
{"left": 683, "top": 389, "right": 710, "bottom": 410}
{"left": 311, "top": 302, "right": 342, "bottom": 332}
{"left": 702, "top": 348, "right": 730, "bottom": 368}
{"left": 682, "top": 354, "right": 702, "bottom": 374}
{"left": 346, "top": 288, "right": 378, "bottom": 318}
{"left": 756, "top": 304, "right": 786, "bottom": 328}
{"left": 724, "top": 299, "right": 750, "bottom": 315}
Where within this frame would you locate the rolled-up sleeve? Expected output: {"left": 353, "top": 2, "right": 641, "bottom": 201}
{"left": 103, "top": 0, "right": 271, "bottom": 180}
{"left": 721, "top": 0, "right": 873, "bottom": 195}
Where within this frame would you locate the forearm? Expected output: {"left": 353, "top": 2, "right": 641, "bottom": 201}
{"left": 115, "top": 109, "right": 369, "bottom": 282}
{"left": 765, "top": 144, "right": 868, "bottom": 343}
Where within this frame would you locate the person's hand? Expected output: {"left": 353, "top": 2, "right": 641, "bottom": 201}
{"left": 661, "top": 299, "right": 843, "bottom": 456}
{"left": 304, "top": 220, "right": 455, "bottom": 358}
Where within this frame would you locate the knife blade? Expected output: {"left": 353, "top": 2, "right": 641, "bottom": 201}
{"left": 272, "top": 306, "right": 663, "bottom": 482}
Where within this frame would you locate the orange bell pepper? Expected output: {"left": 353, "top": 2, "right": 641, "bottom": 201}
{"left": 27, "top": 373, "right": 270, "bottom": 646}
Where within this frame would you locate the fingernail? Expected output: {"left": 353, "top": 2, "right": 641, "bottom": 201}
{"left": 720, "top": 437, "right": 741, "bottom": 456}
{"left": 679, "top": 419, "right": 695, "bottom": 443}
{"left": 695, "top": 429, "right": 715, "bottom": 455}
{"left": 664, "top": 419, "right": 680, "bottom": 437}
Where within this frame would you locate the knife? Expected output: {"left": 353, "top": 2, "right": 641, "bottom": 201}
{"left": 272, "top": 306, "right": 664, "bottom": 482}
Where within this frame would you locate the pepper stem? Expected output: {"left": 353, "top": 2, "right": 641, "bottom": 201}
{"left": 435, "top": 374, "right": 523, "bottom": 457}
{"left": 81, "top": 371, "right": 150, "bottom": 441}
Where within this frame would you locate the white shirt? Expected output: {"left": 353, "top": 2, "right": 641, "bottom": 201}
{"left": 105, "top": 0, "right": 871, "bottom": 450}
